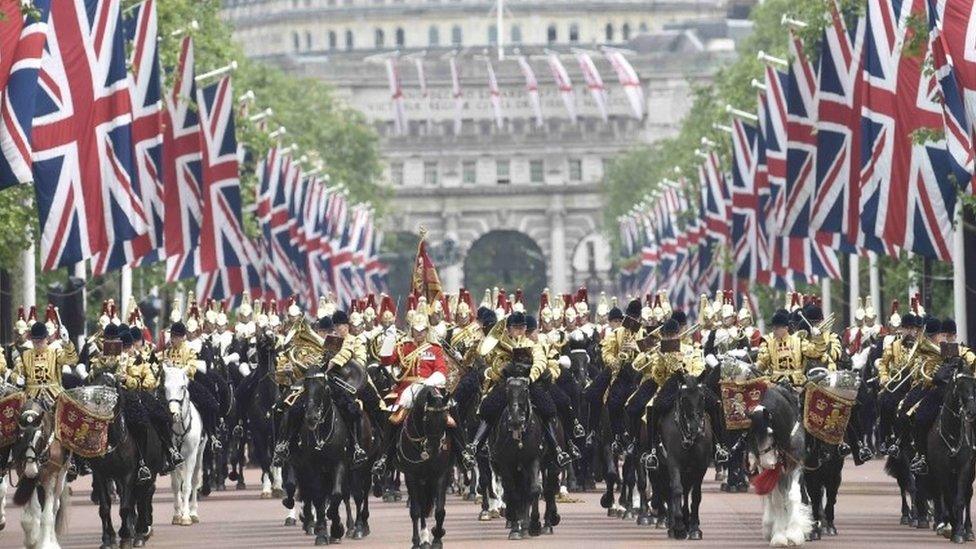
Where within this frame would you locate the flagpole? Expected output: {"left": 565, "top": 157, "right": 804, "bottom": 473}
{"left": 848, "top": 254, "right": 859, "bottom": 326}
{"left": 497, "top": 0, "right": 504, "bottom": 61}
{"left": 953, "top": 207, "right": 968, "bottom": 341}
{"left": 21, "top": 245, "right": 35, "bottom": 309}
{"left": 73, "top": 261, "right": 87, "bottom": 346}
{"left": 869, "top": 251, "right": 881, "bottom": 318}
{"left": 121, "top": 265, "right": 133, "bottom": 315}
{"left": 821, "top": 278, "right": 832, "bottom": 325}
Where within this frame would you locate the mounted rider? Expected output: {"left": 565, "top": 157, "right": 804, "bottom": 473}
{"left": 158, "top": 320, "right": 221, "bottom": 445}
{"left": 526, "top": 313, "right": 584, "bottom": 460}
{"left": 372, "top": 297, "right": 469, "bottom": 473}
{"left": 636, "top": 317, "right": 728, "bottom": 471}
{"left": 467, "top": 310, "right": 573, "bottom": 467}
{"left": 8, "top": 321, "right": 78, "bottom": 409}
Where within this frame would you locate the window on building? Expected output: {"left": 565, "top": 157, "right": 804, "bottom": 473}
{"left": 396, "top": 27, "right": 405, "bottom": 47}
{"left": 292, "top": 32, "right": 300, "bottom": 52}
{"left": 328, "top": 31, "right": 337, "bottom": 49}
{"left": 605, "top": 23, "right": 614, "bottom": 42}
{"left": 305, "top": 31, "right": 312, "bottom": 50}
{"left": 451, "top": 25, "right": 462, "bottom": 46}
{"left": 428, "top": 26, "right": 440, "bottom": 47}
{"left": 569, "top": 23, "right": 579, "bottom": 43}
{"left": 375, "top": 29, "right": 385, "bottom": 48}
{"left": 622, "top": 23, "right": 631, "bottom": 41}
{"left": 488, "top": 25, "right": 497, "bottom": 45}
{"left": 345, "top": 29, "right": 354, "bottom": 50}
{"left": 391, "top": 162, "right": 404, "bottom": 186}
{"left": 496, "top": 160, "right": 510, "bottom": 184}
{"left": 530, "top": 160, "right": 544, "bottom": 183}
{"left": 569, "top": 159, "right": 582, "bottom": 181}
{"left": 547, "top": 24, "right": 557, "bottom": 44}
{"left": 424, "top": 161, "right": 438, "bottom": 186}
{"left": 462, "top": 161, "right": 476, "bottom": 184}
{"left": 511, "top": 24, "right": 522, "bottom": 44}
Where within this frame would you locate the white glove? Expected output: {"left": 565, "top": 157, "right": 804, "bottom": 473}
{"left": 380, "top": 329, "right": 397, "bottom": 357}
{"left": 423, "top": 371, "right": 446, "bottom": 388}
{"left": 729, "top": 349, "right": 747, "bottom": 360}
{"left": 705, "top": 354, "right": 720, "bottom": 368}
{"left": 558, "top": 356, "right": 571, "bottom": 369}
{"left": 224, "top": 352, "right": 241, "bottom": 364}
{"left": 76, "top": 363, "right": 88, "bottom": 379}
{"left": 59, "top": 326, "right": 70, "bottom": 341}
{"left": 810, "top": 327, "right": 821, "bottom": 337}
{"left": 238, "top": 363, "right": 252, "bottom": 377}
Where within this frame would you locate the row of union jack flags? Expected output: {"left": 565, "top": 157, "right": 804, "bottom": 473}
{"left": 0, "top": 0, "right": 385, "bottom": 307}
{"left": 619, "top": 0, "right": 976, "bottom": 308}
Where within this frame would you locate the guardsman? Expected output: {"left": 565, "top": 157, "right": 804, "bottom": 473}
{"left": 605, "top": 305, "right": 624, "bottom": 339}
{"left": 592, "top": 299, "right": 645, "bottom": 455}
{"left": 756, "top": 309, "right": 806, "bottom": 387}
{"left": 638, "top": 318, "right": 728, "bottom": 470}
{"left": 900, "top": 317, "right": 949, "bottom": 474}
{"left": 798, "top": 305, "right": 841, "bottom": 370}
{"left": 738, "top": 305, "right": 762, "bottom": 351}
{"left": 329, "top": 309, "right": 372, "bottom": 464}
{"left": 374, "top": 303, "right": 469, "bottom": 472}
{"left": 467, "top": 311, "right": 573, "bottom": 467}
{"left": 595, "top": 292, "right": 611, "bottom": 334}
{"left": 160, "top": 321, "right": 220, "bottom": 442}
{"left": 527, "top": 314, "right": 584, "bottom": 460}
{"left": 10, "top": 322, "right": 78, "bottom": 408}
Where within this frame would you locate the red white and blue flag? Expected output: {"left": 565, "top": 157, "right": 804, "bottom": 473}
{"left": 93, "top": 0, "right": 164, "bottom": 273}
{"left": 859, "top": 0, "right": 963, "bottom": 260}
{"left": 31, "top": 0, "right": 146, "bottom": 271}
{"left": 0, "top": 0, "right": 51, "bottom": 187}
{"left": 730, "top": 118, "right": 761, "bottom": 280}
{"left": 782, "top": 33, "right": 818, "bottom": 239}
{"left": 163, "top": 37, "right": 203, "bottom": 282}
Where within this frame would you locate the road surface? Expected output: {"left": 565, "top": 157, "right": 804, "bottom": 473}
{"left": 0, "top": 459, "right": 946, "bottom": 548}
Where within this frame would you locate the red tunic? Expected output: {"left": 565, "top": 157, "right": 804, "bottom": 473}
{"left": 381, "top": 340, "right": 448, "bottom": 398}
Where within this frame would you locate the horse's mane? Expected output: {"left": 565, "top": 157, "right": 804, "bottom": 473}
{"left": 750, "top": 384, "right": 801, "bottom": 455}
{"left": 411, "top": 384, "right": 433, "bottom": 413}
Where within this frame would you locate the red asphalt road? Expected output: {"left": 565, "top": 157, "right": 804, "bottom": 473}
{"left": 0, "top": 459, "right": 951, "bottom": 548}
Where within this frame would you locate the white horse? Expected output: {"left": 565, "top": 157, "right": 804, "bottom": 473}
{"left": 14, "top": 401, "right": 71, "bottom": 549}
{"left": 162, "top": 366, "right": 207, "bottom": 526}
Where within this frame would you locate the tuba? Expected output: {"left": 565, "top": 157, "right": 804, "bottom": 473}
{"left": 283, "top": 321, "right": 325, "bottom": 374}
{"left": 478, "top": 318, "right": 514, "bottom": 357}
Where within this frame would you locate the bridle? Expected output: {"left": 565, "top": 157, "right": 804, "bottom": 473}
{"left": 399, "top": 388, "right": 447, "bottom": 464}
{"left": 303, "top": 374, "right": 337, "bottom": 450}
{"left": 937, "top": 372, "right": 976, "bottom": 459}
{"left": 675, "top": 378, "right": 705, "bottom": 449}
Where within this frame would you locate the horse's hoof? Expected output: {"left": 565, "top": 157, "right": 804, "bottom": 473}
{"left": 551, "top": 513, "right": 560, "bottom": 527}
{"left": 807, "top": 529, "right": 820, "bottom": 541}
{"left": 542, "top": 525, "right": 553, "bottom": 535}
{"left": 736, "top": 484, "right": 749, "bottom": 493}
{"left": 382, "top": 494, "right": 394, "bottom": 503}
{"left": 965, "top": 530, "right": 975, "bottom": 541}
{"left": 260, "top": 491, "right": 272, "bottom": 499}
{"left": 823, "top": 525, "right": 837, "bottom": 536}
{"left": 622, "top": 509, "right": 635, "bottom": 520}
{"left": 909, "top": 518, "right": 919, "bottom": 528}
{"left": 637, "top": 515, "right": 653, "bottom": 526}
{"left": 720, "top": 483, "right": 731, "bottom": 492}
{"left": 133, "top": 540, "right": 145, "bottom": 548}
{"left": 179, "top": 516, "right": 193, "bottom": 526}
{"left": 917, "top": 520, "right": 930, "bottom": 530}
{"left": 431, "top": 540, "right": 443, "bottom": 549}
{"left": 656, "top": 517, "right": 667, "bottom": 529}
{"left": 606, "top": 509, "right": 616, "bottom": 517}
{"left": 191, "top": 515, "right": 200, "bottom": 524}
{"left": 282, "top": 496, "right": 295, "bottom": 510}
{"left": 938, "top": 523, "right": 952, "bottom": 538}
{"left": 600, "top": 492, "right": 613, "bottom": 508}
{"left": 315, "top": 534, "right": 330, "bottom": 545}
{"left": 284, "top": 517, "right": 297, "bottom": 526}
{"left": 529, "top": 522, "right": 542, "bottom": 537}
{"left": 352, "top": 527, "right": 365, "bottom": 540}
{"left": 688, "top": 529, "right": 703, "bottom": 540}
{"left": 272, "top": 487, "right": 285, "bottom": 499}
{"left": 505, "top": 520, "right": 513, "bottom": 529}
{"left": 508, "top": 530, "right": 523, "bottom": 541}
{"left": 120, "top": 539, "right": 133, "bottom": 549}
{"left": 952, "top": 535, "right": 966, "bottom": 544}
{"left": 0, "top": 521, "right": 6, "bottom": 531}
{"left": 305, "top": 525, "right": 316, "bottom": 536}
{"left": 172, "top": 516, "right": 182, "bottom": 525}
{"left": 100, "top": 544, "right": 114, "bottom": 549}
{"left": 479, "top": 511, "right": 492, "bottom": 522}
{"left": 900, "top": 515, "right": 910, "bottom": 525}
{"left": 237, "top": 482, "right": 247, "bottom": 490}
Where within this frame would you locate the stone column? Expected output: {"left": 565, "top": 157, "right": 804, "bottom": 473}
{"left": 441, "top": 212, "right": 464, "bottom": 293}
{"left": 548, "top": 197, "right": 569, "bottom": 294}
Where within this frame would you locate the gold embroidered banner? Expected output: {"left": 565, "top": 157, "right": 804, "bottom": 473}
{"left": 720, "top": 377, "right": 769, "bottom": 430}
{"left": 803, "top": 383, "right": 855, "bottom": 445}
{"left": 0, "top": 392, "right": 26, "bottom": 448}
{"left": 54, "top": 392, "right": 114, "bottom": 458}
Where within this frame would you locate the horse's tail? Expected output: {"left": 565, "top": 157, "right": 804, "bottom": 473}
{"left": 55, "top": 480, "right": 71, "bottom": 536}
{"left": 883, "top": 454, "right": 902, "bottom": 479}
{"left": 13, "top": 476, "right": 36, "bottom": 506}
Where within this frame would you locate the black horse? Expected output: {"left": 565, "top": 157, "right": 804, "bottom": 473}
{"left": 490, "top": 374, "right": 558, "bottom": 540}
{"left": 87, "top": 372, "right": 165, "bottom": 549}
{"left": 292, "top": 367, "right": 350, "bottom": 545}
{"left": 925, "top": 367, "right": 976, "bottom": 543}
{"left": 244, "top": 333, "right": 281, "bottom": 498}
{"left": 655, "top": 373, "right": 713, "bottom": 540}
{"left": 398, "top": 385, "right": 453, "bottom": 549}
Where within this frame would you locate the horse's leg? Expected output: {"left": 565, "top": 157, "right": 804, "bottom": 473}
{"left": 189, "top": 438, "right": 205, "bottom": 523}
{"left": 477, "top": 457, "right": 492, "bottom": 521}
{"left": 806, "top": 474, "right": 822, "bottom": 541}
{"left": 344, "top": 492, "right": 354, "bottom": 538}
{"left": 688, "top": 476, "right": 704, "bottom": 540}
{"left": 94, "top": 473, "right": 116, "bottom": 549}
{"left": 118, "top": 475, "right": 136, "bottom": 548}
{"left": 39, "top": 474, "right": 58, "bottom": 549}
{"left": 406, "top": 477, "right": 422, "bottom": 549}
{"left": 965, "top": 478, "right": 975, "bottom": 541}
{"left": 329, "top": 463, "right": 347, "bottom": 541}
{"left": 667, "top": 464, "right": 685, "bottom": 539}
{"left": 0, "top": 476, "right": 7, "bottom": 531}
{"left": 824, "top": 463, "right": 841, "bottom": 536}
{"left": 952, "top": 473, "right": 969, "bottom": 543}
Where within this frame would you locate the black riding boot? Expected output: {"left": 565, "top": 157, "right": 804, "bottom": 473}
{"left": 545, "top": 419, "right": 573, "bottom": 467}
{"left": 449, "top": 427, "right": 474, "bottom": 470}
{"left": 273, "top": 409, "right": 293, "bottom": 466}
{"left": 642, "top": 411, "right": 660, "bottom": 471}
{"left": 709, "top": 412, "right": 729, "bottom": 464}
{"left": 371, "top": 423, "right": 397, "bottom": 476}
{"left": 349, "top": 418, "right": 368, "bottom": 466}
{"left": 466, "top": 420, "right": 490, "bottom": 460}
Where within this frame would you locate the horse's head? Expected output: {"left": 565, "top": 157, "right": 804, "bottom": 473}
{"left": 676, "top": 374, "right": 705, "bottom": 446}
{"left": 504, "top": 376, "right": 531, "bottom": 431}
{"left": 303, "top": 367, "right": 331, "bottom": 427}
{"left": 16, "top": 400, "right": 51, "bottom": 479}
{"left": 745, "top": 405, "right": 778, "bottom": 473}
{"left": 161, "top": 366, "right": 190, "bottom": 421}
{"left": 87, "top": 369, "right": 119, "bottom": 389}
{"left": 415, "top": 386, "right": 449, "bottom": 442}
{"left": 948, "top": 369, "right": 976, "bottom": 424}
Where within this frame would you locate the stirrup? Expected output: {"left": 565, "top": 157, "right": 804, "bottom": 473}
{"left": 352, "top": 446, "right": 368, "bottom": 465}
{"left": 838, "top": 442, "right": 851, "bottom": 456}
{"left": 886, "top": 441, "right": 900, "bottom": 457}
{"left": 137, "top": 464, "right": 152, "bottom": 483}
{"left": 568, "top": 441, "right": 582, "bottom": 461}
{"left": 858, "top": 446, "right": 874, "bottom": 463}
{"left": 555, "top": 449, "right": 572, "bottom": 467}
{"left": 910, "top": 454, "right": 928, "bottom": 475}
{"left": 371, "top": 456, "right": 387, "bottom": 476}
{"left": 232, "top": 424, "right": 244, "bottom": 438}
{"left": 211, "top": 438, "right": 223, "bottom": 450}
{"left": 641, "top": 450, "right": 659, "bottom": 472}
{"left": 572, "top": 421, "right": 586, "bottom": 439}
{"left": 273, "top": 442, "right": 290, "bottom": 466}
{"left": 714, "top": 445, "right": 730, "bottom": 464}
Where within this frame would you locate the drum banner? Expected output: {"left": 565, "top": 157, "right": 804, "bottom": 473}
{"left": 54, "top": 392, "right": 114, "bottom": 458}
{"left": 803, "top": 383, "right": 855, "bottom": 445}
{"left": 719, "top": 377, "right": 769, "bottom": 430}
{"left": 0, "top": 392, "right": 26, "bottom": 448}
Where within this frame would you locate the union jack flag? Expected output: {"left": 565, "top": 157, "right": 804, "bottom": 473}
{"left": 0, "top": 0, "right": 51, "bottom": 187}
{"left": 812, "top": 4, "right": 865, "bottom": 252}
{"left": 197, "top": 236, "right": 264, "bottom": 303}
{"left": 929, "top": 0, "right": 975, "bottom": 193}
{"left": 859, "top": 0, "right": 964, "bottom": 260}
{"left": 93, "top": 0, "right": 164, "bottom": 273}
{"left": 782, "top": 34, "right": 818, "bottom": 239}
{"left": 730, "top": 118, "right": 761, "bottom": 280}
{"left": 197, "top": 76, "right": 247, "bottom": 273}
{"left": 701, "top": 151, "right": 729, "bottom": 244}
{"left": 32, "top": 0, "right": 146, "bottom": 271}
{"left": 256, "top": 146, "right": 288, "bottom": 299}
{"left": 163, "top": 37, "right": 203, "bottom": 282}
